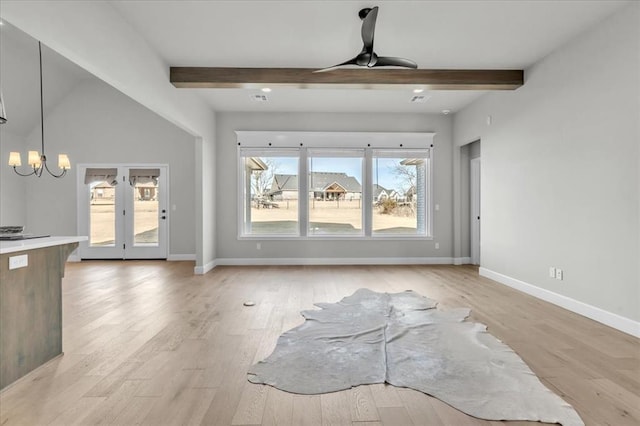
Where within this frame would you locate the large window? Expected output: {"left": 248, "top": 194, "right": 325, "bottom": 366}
{"left": 237, "top": 132, "right": 433, "bottom": 239}
{"left": 372, "top": 150, "right": 430, "bottom": 236}
{"left": 240, "top": 150, "right": 299, "bottom": 235}
{"left": 308, "top": 150, "right": 364, "bottom": 236}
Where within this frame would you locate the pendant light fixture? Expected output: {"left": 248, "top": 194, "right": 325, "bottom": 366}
{"left": 8, "top": 42, "right": 70, "bottom": 178}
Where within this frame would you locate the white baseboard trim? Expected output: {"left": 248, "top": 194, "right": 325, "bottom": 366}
{"left": 69, "top": 254, "right": 195, "bottom": 262}
{"left": 454, "top": 257, "right": 472, "bottom": 266}
{"left": 167, "top": 254, "right": 196, "bottom": 261}
{"left": 479, "top": 267, "right": 640, "bottom": 338}
{"left": 194, "top": 260, "right": 217, "bottom": 275}
{"left": 215, "top": 257, "right": 455, "bottom": 266}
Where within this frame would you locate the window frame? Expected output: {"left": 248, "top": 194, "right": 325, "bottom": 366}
{"left": 236, "top": 131, "right": 435, "bottom": 240}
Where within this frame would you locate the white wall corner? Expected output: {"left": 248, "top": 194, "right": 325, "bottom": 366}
{"left": 479, "top": 267, "right": 640, "bottom": 338}
{"left": 194, "top": 259, "right": 217, "bottom": 275}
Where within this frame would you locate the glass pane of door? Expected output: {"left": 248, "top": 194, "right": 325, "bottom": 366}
{"left": 89, "top": 180, "right": 116, "bottom": 247}
{"left": 132, "top": 180, "right": 159, "bottom": 246}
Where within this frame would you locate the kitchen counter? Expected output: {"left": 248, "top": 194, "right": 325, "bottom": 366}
{"left": 0, "top": 235, "right": 87, "bottom": 389}
{"left": 0, "top": 235, "right": 87, "bottom": 254}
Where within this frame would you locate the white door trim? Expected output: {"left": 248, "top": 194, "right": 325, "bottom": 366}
{"left": 470, "top": 157, "right": 481, "bottom": 266}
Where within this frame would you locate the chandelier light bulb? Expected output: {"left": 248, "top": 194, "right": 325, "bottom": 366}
{"left": 58, "top": 154, "right": 71, "bottom": 170}
{"left": 8, "top": 152, "right": 22, "bottom": 167}
{"left": 28, "top": 151, "right": 41, "bottom": 167}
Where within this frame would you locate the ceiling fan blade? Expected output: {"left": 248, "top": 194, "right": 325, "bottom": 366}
{"left": 318, "top": 7, "right": 415, "bottom": 72}
{"left": 361, "top": 6, "right": 378, "bottom": 52}
{"left": 374, "top": 56, "right": 418, "bottom": 69}
{"left": 314, "top": 57, "right": 359, "bottom": 73}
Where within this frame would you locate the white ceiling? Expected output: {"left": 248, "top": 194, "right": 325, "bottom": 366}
{"left": 0, "top": 0, "right": 630, "bottom": 133}
{"left": 109, "top": 0, "right": 629, "bottom": 114}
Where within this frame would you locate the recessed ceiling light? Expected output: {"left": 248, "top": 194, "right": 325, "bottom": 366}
{"left": 410, "top": 95, "right": 430, "bottom": 103}
{"left": 250, "top": 94, "right": 269, "bottom": 103}
{"left": 261, "top": 87, "right": 272, "bottom": 93}
{"left": 413, "top": 88, "right": 424, "bottom": 94}
{"left": 442, "top": 109, "right": 451, "bottom": 115}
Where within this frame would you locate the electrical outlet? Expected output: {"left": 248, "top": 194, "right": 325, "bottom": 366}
{"left": 256, "top": 243, "right": 261, "bottom": 250}
{"left": 555, "top": 268, "right": 563, "bottom": 280}
{"left": 9, "top": 254, "right": 28, "bottom": 270}
{"left": 435, "top": 242, "right": 439, "bottom": 249}
{"left": 549, "top": 267, "right": 556, "bottom": 278}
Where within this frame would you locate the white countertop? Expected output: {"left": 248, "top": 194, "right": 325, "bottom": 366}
{"left": 0, "top": 236, "right": 88, "bottom": 255}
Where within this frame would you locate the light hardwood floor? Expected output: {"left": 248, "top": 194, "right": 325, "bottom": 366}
{"left": 0, "top": 262, "right": 638, "bottom": 426}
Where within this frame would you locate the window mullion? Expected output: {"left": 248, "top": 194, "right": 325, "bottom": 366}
{"left": 364, "top": 149, "right": 373, "bottom": 237}
{"left": 299, "top": 147, "right": 309, "bottom": 237}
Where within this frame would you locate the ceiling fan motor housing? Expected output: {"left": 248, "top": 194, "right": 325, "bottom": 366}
{"left": 359, "top": 8, "right": 373, "bottom": 20}
{"left": 357, "top": 52, "right": 378, "bottom": 67}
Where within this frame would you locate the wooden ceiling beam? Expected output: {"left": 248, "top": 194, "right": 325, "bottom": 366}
{"left": 170, "top": 67, "right": 524, "bottom": 90}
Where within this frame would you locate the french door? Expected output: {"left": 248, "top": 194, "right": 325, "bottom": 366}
{"left": 77, "top": 164, "right": 168, "bottom": 259}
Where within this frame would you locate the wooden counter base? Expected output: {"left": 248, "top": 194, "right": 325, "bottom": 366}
{"left": 0, "top": 242, "right": 78, "bottom": 389}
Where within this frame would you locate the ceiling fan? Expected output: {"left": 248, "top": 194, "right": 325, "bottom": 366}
{"left": 316, "top": 6, "right": 418, "bottom": 73}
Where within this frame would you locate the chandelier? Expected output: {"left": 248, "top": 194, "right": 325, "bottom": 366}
{"left": 7, "top": 42, "right": 70, "bottom": 178}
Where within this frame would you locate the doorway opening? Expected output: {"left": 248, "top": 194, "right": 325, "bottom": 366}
{"left": 77, "top": 164, "right": 169, "bottom": 259}
{"left": 470, "top": 157, "right": 481, "bottom": 265}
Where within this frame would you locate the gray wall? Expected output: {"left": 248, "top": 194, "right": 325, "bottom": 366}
{"left": 216, "top": 112, "right": 453, "bottom": 261}
{"left": 453, "top": 3, "right": 639, "bottom": 322}
{"left": 0, "top": 129, "right": 27, "bottom": 226}
{"left": 13, "top": 79, "right": 197, "bottom": 256}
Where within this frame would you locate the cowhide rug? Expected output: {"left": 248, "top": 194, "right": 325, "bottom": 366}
{"left": 248, "top": 288, "right": 584, "bottom": 426}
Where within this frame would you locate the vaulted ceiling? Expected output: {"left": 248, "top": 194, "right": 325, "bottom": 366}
{"left": 0, "top": 21, "right": 90, "bottom": 137}
{"left": 0, "top": 0, "right": 629, "bottom": 135}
